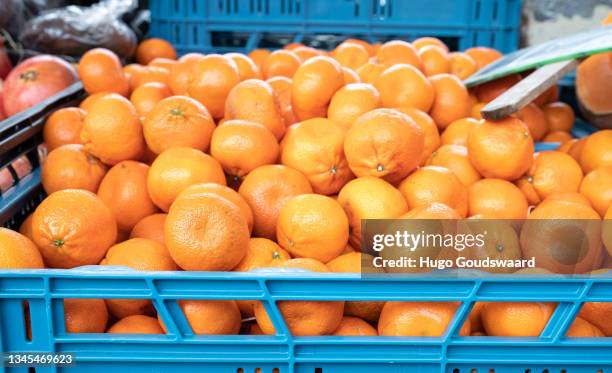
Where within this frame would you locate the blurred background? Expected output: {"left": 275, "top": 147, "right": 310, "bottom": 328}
{"left": 0, "top": 0, "right": 610, "bottom": 60}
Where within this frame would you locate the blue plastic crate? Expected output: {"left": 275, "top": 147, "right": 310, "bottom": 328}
{"left": 0, "top": 268, "right": 609, "bottom": 373}
{"left": 0, "top": 61, "right": 610, "bottom": 372}
{"left": 149, "top": 0, "right": 522, "bottom": 55}
{"left": 0, "top": 82, "right": 85, "bottom": 230}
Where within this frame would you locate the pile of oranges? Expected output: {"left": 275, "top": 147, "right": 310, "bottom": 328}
{"left": 0, "top": 35, "right": 611, "bottom": 339}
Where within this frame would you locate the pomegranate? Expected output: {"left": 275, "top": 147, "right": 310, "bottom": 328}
{"left": 0, "top": 38, "right": 11, "bottom": 80}
{"left": 2, "top": 55, "right": 77, "bottom": 117}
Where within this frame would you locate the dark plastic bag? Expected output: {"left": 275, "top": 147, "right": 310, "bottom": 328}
{"left": 0, "top": 0, "right": 64, "bottom": 36}
{"left": 19, "top": 0, "right": 137, "bottom": 58}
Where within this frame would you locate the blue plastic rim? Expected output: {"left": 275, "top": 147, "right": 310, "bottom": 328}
{"left": 0, "top": 269, "right": 610, "bottom": 373}
{"left": 149, "top": 0, "right": 522, "bottom": 54}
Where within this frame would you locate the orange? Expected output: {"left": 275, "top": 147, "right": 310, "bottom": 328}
{"left": 168, "top": 53, "right": 203, "bottom": 95}
{"left": 418, "top": 45, "right": 450, "bottom": 76}
{"left": 281, "top": 118, "right": 352, "bottom": 195}
{"left": 605, "top": 205, "right": 612, "bottom": 256}
{"left": 333, "top": 317, "right": 378, "bottom": 336}
{"left": 575, "top": 52, "right": 612, "bottom": 127}
{"left": 262, "top": 50, "right": 301, "bottom": 79}
{"left": 558, "top": 138, "right": 577, "bottom": 153}
{"left": 579, "top": 130, "right": 612, "bottom": 173}
{"left": 440, "top": 117, "right": 479, "bottom": 146}
{"left": 64, "top": 298, "right": 108, "bottom": 333}
{"left": 449, "top": 52, "right": 477, "bottom": 80}
{"left": 171, "top": 300, "right": 241, "bottom": 335}
{"left": 396, "top": 107, "right": 440, "bottom": 165}
{"left": 81, "top": 93, "right": 145, "bottom": 165}
{"left": 412, "top": 37, "right": 448, "bottom": 52}
{"left": 43, "top": 107, "right": 86, "bottom": 151}
{"left": 517, "top": 151, "right": 583, "bottom": 205}
{"left": 276, "top": 194, "right": 349, "bottom": 262}
{"left": 356, "top": 61, "right": 385, "bottom": 84}
{"left": 267, "top": 76, "right": 298, "bottom": 126}
{"left": 378, "top": 302, "right": 470, "bottom": 336}
{"left": 211, "top": 120, "right": 280, "bottom": 181}
{"left": 18, "top": 214, "right": 34, "bottom": 241}
{"left": 468, "top": 178, "right": 528, "bottom": 219}
{"left": 542, "top": 102, "right": 575, "bottom": 132}
{"left": 515, "top": 103, "right": 549, "bottom": 141}
{"left": 224, "top": 79, "right": 286, "bottom": 140}
{"left": 467, "top": 302, "right": 486, "bottom": 332}
{"left": 426, "top": 144, "right": 482, "bottom": 186}
{"left": 0, "top": 228, "right": 44, "bottom": 269}
{"left": 102, "top": 238, "right": 177, "bottom": 317}
{"left": 108, "top": 315, "right": 164, "bottom": 334}
{"left": 79, "top": 92, "right": 109, "bottom": 112}
{"left": 238, "top": 165, "right": 313, "bottom": 240}
{"left": 78, "top": 48, "right": 129, "bottom": 96}
{"left": 464, "top": 47, "right": 502, "bottom": 70}
{"left": 342, "top": 39, "right": 375, "bottom": 56}
{"left": 374, "top": 64, "right": 434, "bottom": 112}
{"left": 521, "top": 200, "right": 603, "bottom": 273}
{"left": 283, "top": 42, "right": 303, "bottom": 50}
{"left": 225, "top": 52, "right": 260, "bottom": 80}
{"left": 534, "top": 84, "right": 560, "bottom": 106}
{"left": 344, "top": 108, "right": 424, "bottom": 184}
{"left": 129, "top": 82, "right": 172, "bottom": 117}
{"left": 148, "top": 58, "right": 176, "bottom": 70}
{"left": 579, "top": 302, "right": 612, "bottom": 336}
{"left": 130, "top": 213, "right": 167, "bottom": 246}
{"left": 233, "top": 238, "right": 291, "bottom": 271}
{"left": 460, "top": 220, "right": 522, "bottom": 274}
{"left": 568, "top": 137, "right": 587, "bottom": 162}
{"left": 542, "top": 131, "right": 573, "bottom": 143}
{"left": 188, "top": 54, "right": 241, "bottom": 119}
{"left": 143, "top": 95, "right": 215, "bottom": 154}
{"left": 292, "top": 56, "right": 344, "bottom": 120}
{"left": 399, "top": 166, "right": 468, "bottom": 217}
{"left": 247, "top": 49, "right": 271, "bottom": 71}
{"left": 332, "top": 42, "right": 369, "bottom": 70}
{"left": 542, "top": 192, "right": 592, "bottom": 207}
{"left": 566, "top": 316, "right": 604, "bottom": 337}
{"left": 147, "top": 147, "right": 226, "bottom": 212}
{"left": 470, "top": 102, "right": 486, "bottom": 120}
{"left": 579, "top": 166, "right": 612, "bottom": 216}
{"left": 177, "top": 183, "right": 254, "bottom": 234}
{"left": 253, "top": 259, "right": 344, "bottom": 336}
{"left": 428, "top": 73, "right": 471, "bottom": 129}
{"left": 97, "top": 161, "right": 159, "bottom": 231}
{"left": 327, "top": 83, "right": 381, "bottom": 128}
{"left": 327, "top": 252, "right": 385, "bottom": 323}
{"left": 342, "top": 67, "right": 360, "bottom": 84}
{"left": 136, "top": 38, "right": 177, "bottom": 65}
{"left": 293, "top": 46, "right": 324, "bottom": 62}
{"left": 165, "top": 193, "right": 249, "bottom": 271}
{"left": 31, "top": 189, "right": 117, "bottom": 268}
{"left": 337, "top": 177, "right": 409, "bottom": 248}
{"left": 130, "top": 66, "right": 171, "bottom": 90}
{"left": 475, "top": 74, "right": 521, "bottom": 103}
{"left": 467, "top": 117, "right": 534, "bottom": 180}
{"left": 482, "top": 302, "right": 556, "bottom": 336}
{"left": 41, "top": 144, "right": 107, "bottom": 194}
{"left": 375, "top": 40, "right": 422, "bottom": 70}
{"left": 123, "top": 63, "right": 144, "bottom": 82}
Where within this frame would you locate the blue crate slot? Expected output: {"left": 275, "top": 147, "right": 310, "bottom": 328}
{"left": 149, "top": 0, "right": 522, "bottom": 54}
{"left": 0, "top": 269, "right": 609, "bottom": 372}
